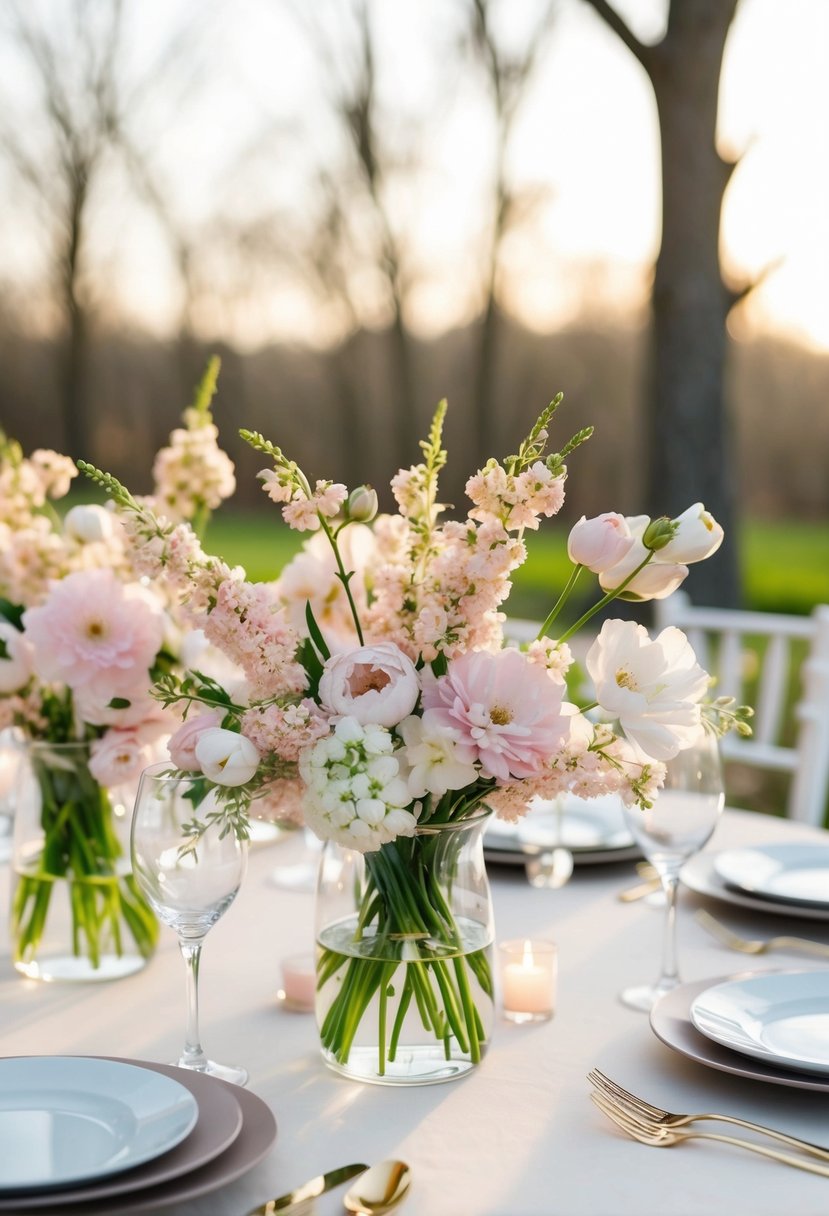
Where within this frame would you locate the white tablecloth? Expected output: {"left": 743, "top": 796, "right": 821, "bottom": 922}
{"left": 2, "top": 808, "right": 828, "bottom": 1216}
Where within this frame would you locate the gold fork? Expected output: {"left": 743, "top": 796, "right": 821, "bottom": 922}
{"left": 588, "top": 1069, "right": 829, "bottom": 1161}
{"left": 590, "top": 1092, "right": 829, "bottom": 1177}
{"left": 694, "top": 908, "right": 829, "bottom": 958}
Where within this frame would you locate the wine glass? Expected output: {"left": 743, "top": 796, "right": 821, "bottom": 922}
{"left": 619, "top": 731, "right": 725, "bottom": 1012}
{"left": 131, "top": 763, "right": 248, "bottom": 1084}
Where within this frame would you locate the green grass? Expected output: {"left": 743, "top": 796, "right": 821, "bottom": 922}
{"left": 205, "top": 513, "right": 829, "bottom": 618}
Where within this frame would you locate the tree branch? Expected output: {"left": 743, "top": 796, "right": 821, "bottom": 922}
{"left": 580, "top": 0, "right": 657, "bottom": 76}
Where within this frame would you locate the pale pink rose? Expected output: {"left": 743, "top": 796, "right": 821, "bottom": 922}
{"left": 421, "top": 649, "right": 568, "bottom": 783}
{"left": 658, "top": 503, "right": 724, "bottom": 564}
{"left": 567, "top": 513, "right": 635, "bottom": 573}
{"left": 0, "top": 622, "right": 33, "bottom": 693}
{"left": 585, "top": 619, "right": 710, "bottom": 760}
{"left": 22, "top": 569, "right": 164, "bottom": 698}
{"left": 318, "top": 643, "right": 420, "bottom": 728}
{"left": 168, "top": 710, "right": 223, "bottom": 770}
{"left": 89, "top": 727, "right": 154, "bottom": 787}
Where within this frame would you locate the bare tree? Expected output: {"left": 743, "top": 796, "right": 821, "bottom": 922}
{"left": 0, "top": 0, "right": 127, "bottom": 460}
{"left": 581, "top": 0, "right": 743, "bottom": 605}
{"left": 466, "top": 0, "right": 556, "bottom": 466}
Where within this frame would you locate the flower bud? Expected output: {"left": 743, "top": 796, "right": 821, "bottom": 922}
{"left": 658, "top": 503, "right": 724, "bottom": 563}
{"left": 195, "top": 728, "right": 259, "bottom": 787}
{"left": 567, "top": 513, "right": 635, "bottom": 573}
{"left": 641, "top": 516, "right": 677, "bottom": 552}
{"left": 344, "top": 485, "right": 378, "bottom": 524}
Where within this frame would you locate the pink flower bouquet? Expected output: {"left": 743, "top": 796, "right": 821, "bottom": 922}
{"left": 0, "top": 359, "right": 236, "bottom": 978}
{"left": 81, "top": 394, "right": 748, "bottom": 1069}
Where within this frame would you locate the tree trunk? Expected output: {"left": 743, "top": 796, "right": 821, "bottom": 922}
{"left": 646, "top": 1, "right": 741, "bottom": 606}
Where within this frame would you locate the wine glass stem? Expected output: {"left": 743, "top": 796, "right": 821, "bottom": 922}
{"left": 179, "top": 938, "right": 208, "bottom": 1070}
{"left": 658, "top": 872, "right": 680, "bottom": 990}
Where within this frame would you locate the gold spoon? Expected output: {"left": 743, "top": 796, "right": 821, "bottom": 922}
{"left": 343, "top": 1160, "right": 411, "bottom": 1215}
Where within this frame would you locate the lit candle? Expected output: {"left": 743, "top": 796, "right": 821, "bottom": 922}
{"left": 499, "top": 939, "right": 556, "bottom": 1023}
{"left": 278, "top": 954, "right": 317, "bottom": 1012}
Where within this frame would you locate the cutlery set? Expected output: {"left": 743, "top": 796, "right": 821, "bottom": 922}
{"left": 248, "top": 1161, "right": 411, "bottom": 1216}
{"left": 588, "top": 1069, "right": 829, "bottom": 1176}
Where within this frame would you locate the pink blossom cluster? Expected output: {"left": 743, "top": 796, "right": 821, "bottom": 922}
{"left": 258, "top": 468, "right": 347, "bottom": 533}
{"left": 241, "top": 699, "right": 329, "bottom": 761}
{"left": 465, "top": 460, "right": 566, "bottom": 532}
{"left": 203, "top": 579, "right": 306, "bottom": 699}
{"left": 151, "top": 414, "right": 236, "bottom": 524}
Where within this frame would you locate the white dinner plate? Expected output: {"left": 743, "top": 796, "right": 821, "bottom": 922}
{"left": 680, "top": 852, "right": 829, "bottom": 921}
{"left": 0, "top": 1057, "right": 198, "bottom": 1193}
{"left": 713, "top": 844, "right": 829, "bottom": 908}
{"left": 689, "top": 970, "right": 829, "bottom": 1077}
{"left": 485, "top": 793, "right": 640, "bottom": 866}
{"left": 2, "top": 1060, "right": 275, "bottom": 1214}
{"left": 650, "top": 974, "right": 829, "bottom": 1093}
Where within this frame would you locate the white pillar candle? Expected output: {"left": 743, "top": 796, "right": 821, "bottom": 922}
{"left": 278, "top": 954, "right": 317, "bottom": 1012}
{"left": 499, "top": 939, "right": 556, "bottom": 1023}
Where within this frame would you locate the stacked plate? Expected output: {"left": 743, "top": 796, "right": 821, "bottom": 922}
{"left": 0, "top": 1056, "right": 277, "bottom": 1213}
{"left": 651, "top": 971, "right": 829, "bottom": 1093}
{"left": 681, "top": 843, "right": 829, "bottom": 921}
{"left": 484, "top": 793, "right": 641, "bottom": 867}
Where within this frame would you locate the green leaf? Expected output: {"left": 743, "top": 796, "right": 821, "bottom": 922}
{"left": 304, "top": 601, "right": 331, "bottom": 662}
{"left": 430, "top": 652, "right": 448, "bottom": 678}
{"left": 107, "top": 697, "right": 131, "bottom": 710}
{"left": 0, "top": 638, "right": 8, "bottom": 661}
{"left": 0, "top": 599, "right": 24, "bottom": 629}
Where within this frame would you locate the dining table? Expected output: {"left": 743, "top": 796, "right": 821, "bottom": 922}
{"left": 1, "top": 805, "right": 828, "bottom": 1216}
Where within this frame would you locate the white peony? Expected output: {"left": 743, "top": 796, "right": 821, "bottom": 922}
{"left": 318, "top": 642, "right": 420, "bottom": 728}
{"left": 585, "top": 619, "right": 710, "bottom": 760}
{"left": 0, "top": 622, "right": 33, "bottom": 693}
{"left": 657, "top": 503, "right": 724, "bottom": 564}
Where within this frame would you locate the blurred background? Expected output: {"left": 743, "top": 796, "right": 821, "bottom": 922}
{"left": 1, "top": 0, "right": 827, "bottom": 617}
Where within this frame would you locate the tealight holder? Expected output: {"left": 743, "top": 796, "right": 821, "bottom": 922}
{"left": 499, "top": 939, "right": 557, "bottom": 1024}
{"left": 277, "top": 953, "right": 316, "bottom": 1013}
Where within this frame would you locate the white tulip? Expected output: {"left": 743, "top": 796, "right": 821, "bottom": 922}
{"left": 658, "top": 503, "right": 724, "bottom": 564}
{"left": 195, "top": 728, "right": 259, "bottom": 787}
{"left": 64, "top": 504, "right": 115, "bottom": 544}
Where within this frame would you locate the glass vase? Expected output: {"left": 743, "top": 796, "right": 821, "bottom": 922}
{"left": 10, "top": 741, "right": 159, "bottom": 981}
{"left": 315, "top": 806, "right": 495, "bottom": 1085}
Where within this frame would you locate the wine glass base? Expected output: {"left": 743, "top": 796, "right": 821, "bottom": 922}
{"left": 619, "top": 981, "right": 677, "bottom": 1013}
{"left": 173, "top": 1058, "right": 249, "bottom": 1087}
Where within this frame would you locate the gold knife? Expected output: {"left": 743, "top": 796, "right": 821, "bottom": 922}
{"left": 247, "top": 1163, "right": 369, "bottom": 1215}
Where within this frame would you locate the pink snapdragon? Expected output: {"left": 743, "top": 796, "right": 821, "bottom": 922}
{"left": 421, "top": 649, "right": 568, "bottom": 783}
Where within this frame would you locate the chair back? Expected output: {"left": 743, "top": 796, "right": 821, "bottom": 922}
{"left": 654, "top": 591, "right": 829, "bottom": 826}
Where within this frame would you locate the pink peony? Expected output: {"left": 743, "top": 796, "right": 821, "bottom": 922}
{"left": 168, "top": 709, "right": 223, "bottom": 770}
{"left": 421, "top": 649, "right": 568, "bottom": 783}
{"left": 319, "top": 643, "right": 420, "bottom": 728}
{"left": 22, "top": 569, "right": 164, "bottom": 698}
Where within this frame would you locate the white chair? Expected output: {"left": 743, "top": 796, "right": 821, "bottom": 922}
{"left": 655, "top": 591, "right": 829, "bottom": 826}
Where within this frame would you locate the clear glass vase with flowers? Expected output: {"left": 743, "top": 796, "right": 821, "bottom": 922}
{"left": 0, "top": 359, "right": 237, "bottom": 980}
{"left": 81, "top": 393, "right": 750, "bottom": 1073}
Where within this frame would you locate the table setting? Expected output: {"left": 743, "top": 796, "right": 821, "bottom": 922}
{"left": 0, "top": 379, "right": 827, "bottom": 1214}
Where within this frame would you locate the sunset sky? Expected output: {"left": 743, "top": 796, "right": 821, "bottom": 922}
{"left": 1, "top": 0, "right": 827, "bottom": 351}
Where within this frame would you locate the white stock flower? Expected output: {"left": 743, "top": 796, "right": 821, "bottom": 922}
{"left": 585, "top": 619, "right": 710, "bottom": 761}
{"left": 658, "top": 503, "right": 724, "bottom": 564}
{"left": 195, "top": 728, "right": 260, "bottom": 787}
{"left": 0, "top": 622, "right": 33, "bottom": 693}
{"left": 299, "top": 716, "right": 418, "bottom": 852}
{"left": 397, "top": 711, "right": 479, "bottom": 799}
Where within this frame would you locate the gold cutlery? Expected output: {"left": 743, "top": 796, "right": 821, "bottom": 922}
{"left": 588, "top": 1069, "right": 829, "bottom": 1161}
{"left": 617, "top": 877, "right": 662, "bottom": 903}
{"left": 344, "top": 1160, "right": 411, "bottom": 1215}
{"left": 246, "top": 1163, "right": 368, "bottom": 1214}
{"left": 694, "top": 908, "right": 829, "bottom": 958}
{"left": 590, "top": 1090, "right": 829, "bottom": 1176}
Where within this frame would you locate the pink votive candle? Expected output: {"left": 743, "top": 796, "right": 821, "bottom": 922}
{"left": 279, "top": 954, "right": 316, "bottom": 1012}
{"left": 499, "top": 939, "right": 557, "bottom": 1023}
